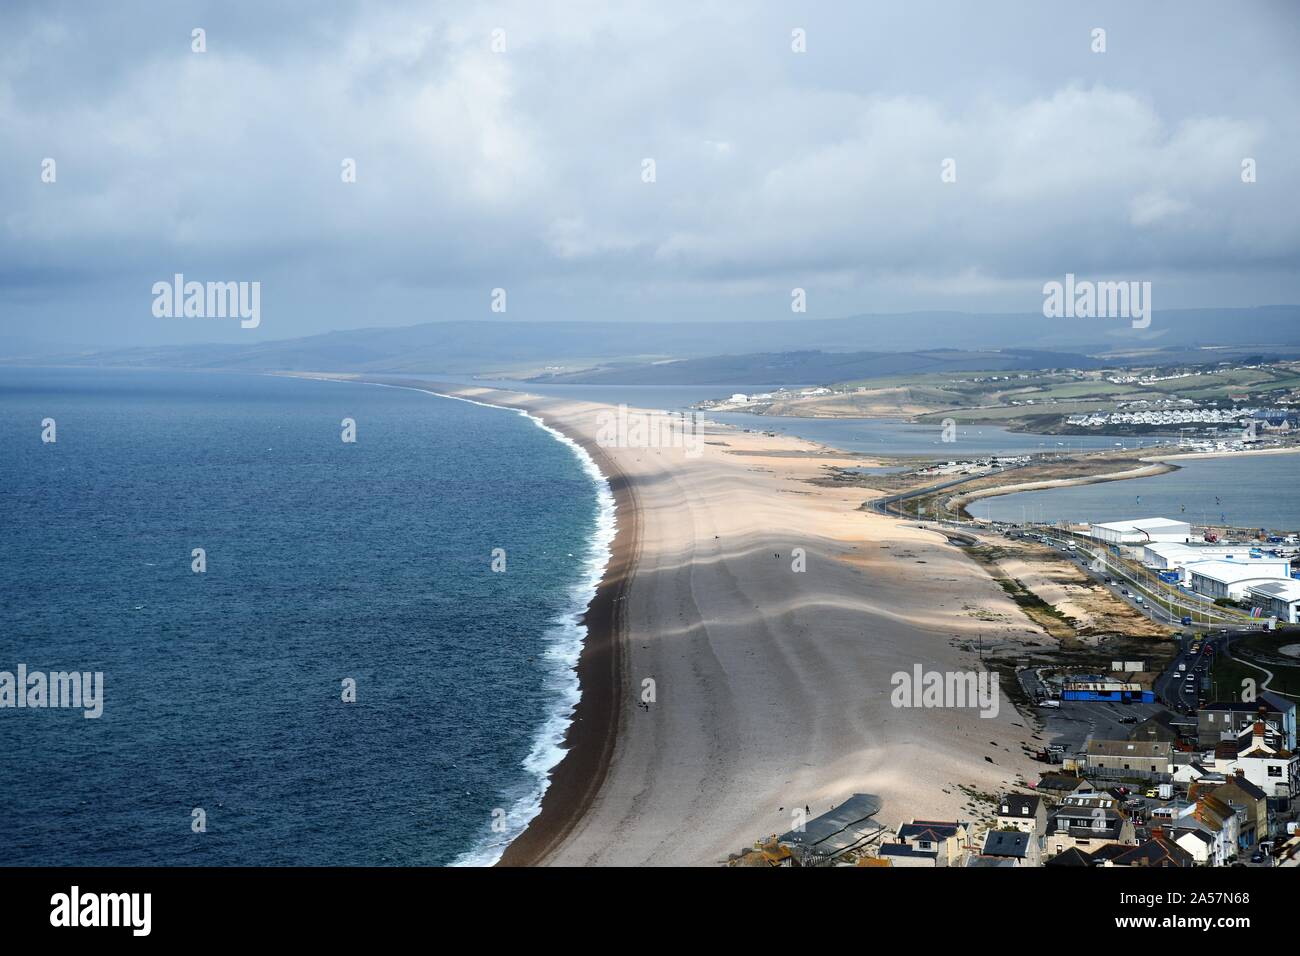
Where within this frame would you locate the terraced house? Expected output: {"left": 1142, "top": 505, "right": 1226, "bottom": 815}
{"left": 1045, "top": 792, "right": 1135, "bottom": 858}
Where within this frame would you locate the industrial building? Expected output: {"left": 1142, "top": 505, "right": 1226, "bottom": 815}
{"left": 1089, "top": 517, "right": 1192, "bottom": 547}
{"left": 1062, "top": 679, "right": 1154, "bottom": 703}
{"left": 1187, "top": 560, "right": 1290, "bottom": 601}
{"left": 1084, "top": 739, "right": 1173, "bottom": 779}
{"left": 1247, "top": 579, "right": 1300, "bottom": 623}
{"left": 1140, "top": 542, "right": 1291, "bottom": 583}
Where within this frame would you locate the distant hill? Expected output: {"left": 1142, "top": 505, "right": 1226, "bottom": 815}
{"left": 3, "top": 306, "right": 1298, "bottom": 374}
{"left": 526, "top": 348, "right": 1109, "bottom": 387}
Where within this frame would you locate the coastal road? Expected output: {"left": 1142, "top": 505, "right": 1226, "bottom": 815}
{"left": 1152, "top": 633, "right": 1223, "bottom": 712}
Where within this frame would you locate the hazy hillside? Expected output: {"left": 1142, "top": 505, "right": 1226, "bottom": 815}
{"left": 526, "top": 349, "right": 1109, "bottom": 387}
{"left": 4, "top": 306, "right": 1298, "bottom": 374}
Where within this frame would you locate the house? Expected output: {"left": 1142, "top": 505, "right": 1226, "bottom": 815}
{"left": 876, "top": 843, "right": 939, "bottom": 867}
{"left": 1198, "top": 695, "right": 1296, "bottom": 751}
{"left": 970, "top": 829, "right": 1041, "bottom": 867}
{"left": 1084, "top": 739, "right": 1173, "bottom": 779}
{"left": 995, "top": 794, "right": 1047, "bottom": 837}
{"left": 1213, "top": 719, "right": 1299, "bottom": 807}
{"left": 1044, "top": 847, "right": 1095, "bottom": 867}
{"left": 1129, "top": 710, "right": 1195, "bottom": 746}
{"left": 1190, "top": 771, "right": 1269, "bottom": 848}
{"left": 1034, "top": 773, "right": 1096, "bottom": 804}
{"left": 1045, "top": 792, "right": 1135, "bottom": 858}
{"left": 878, "top": 820, "right": 973, "bottom": 867}
{"left": 1171, "top": 753, "right": 1217, "bottom": 786}
{"left": 1168, "top": 793, "right": 1240, "bottom": 866}
{"left": 1086, "top": 842, "right": 1132, "bottom": 866}
{"left": 1104, "top": 834, "right": 1195, "bottom": 868}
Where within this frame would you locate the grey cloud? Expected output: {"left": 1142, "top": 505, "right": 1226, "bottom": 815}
{"left": 1, "top": 0, "right": 1297, "bottom": 346}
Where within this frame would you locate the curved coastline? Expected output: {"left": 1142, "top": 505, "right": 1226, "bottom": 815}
{"left": 281, "top": 373, "right": 633, "bottom": 867}
{"left": 950, "top": 460, "right": 1180, "bottom": 518}
{"left": 951, "top": 444, "right": 1300, "bottom": 520}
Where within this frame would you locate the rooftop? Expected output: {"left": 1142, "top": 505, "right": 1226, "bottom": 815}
{"left": 1094, "top": 517, "right": 1190, "bottom": 533}
{"left": 998, "top": 794, "right": 1042, "bottom": 817}
{"left": 1086, "top": 739, "right": 1172, "bottom": 759}
{"left": 982, "top": 830, "right": 1032, "bottom": 858}
{"left": 1188, "top": 561, "right": 1288, "bottom": 585}
{"left": 777, "top": 792, "right": 885, "bottom": 859}
{"left": 1248, "top": 579, "right": 1300, "bottom": 603}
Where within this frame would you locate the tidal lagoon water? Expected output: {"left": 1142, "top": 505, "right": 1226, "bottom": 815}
{"left": 975, "top": 452, "right": 1300, "bottom": 531}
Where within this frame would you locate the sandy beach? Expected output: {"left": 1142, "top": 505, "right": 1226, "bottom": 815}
{"left": 336, "top": 376, "right": 1048, "bottom": 865}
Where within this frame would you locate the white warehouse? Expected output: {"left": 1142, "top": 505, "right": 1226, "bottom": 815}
{"left": 1247, "top": 580, "right": 1300, "bottom": 624}
{"left": 1142, "top": 543, "right": 1290, "bottom": 583}
{"left": 1090, "top": 517, "right": 1193, "bottom": 547}
{"left": 1188, "top": 560, "right": 1291, "bottom": 601}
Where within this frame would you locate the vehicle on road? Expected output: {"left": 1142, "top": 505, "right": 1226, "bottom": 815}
{"left": 1145, "top": 788, "right": 1159, "bottom": 798}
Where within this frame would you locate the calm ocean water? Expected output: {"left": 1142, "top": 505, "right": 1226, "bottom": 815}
{"left": 0, "top": 368, "right": 611, "bottom": 865}
{"left": 975, "top": 453, "right": 1300, "bottom": 531}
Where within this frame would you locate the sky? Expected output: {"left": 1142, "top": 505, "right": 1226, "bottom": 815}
{"left": 1, "top": 0, "right": 1298, "bottom": 347}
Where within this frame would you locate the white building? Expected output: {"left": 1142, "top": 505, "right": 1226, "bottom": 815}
{"left": 1140, "top": 543, "right": 1286, "bottom": 583}
{"left": 1188, "top": 561, "right": 1291, "bottom": 601}
{"left": 1213, "top": 721, "right": 1299, "bottom": 803}
{"left": 1091, "top": 517, "right": 1193, "bottom": 547}
{"left": 1247, "top": 579, "right": 1300, "bottom": 624}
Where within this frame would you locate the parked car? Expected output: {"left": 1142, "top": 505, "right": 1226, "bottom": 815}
{"left": 1144, "top": 788, "right": 1159, "bottom": 798}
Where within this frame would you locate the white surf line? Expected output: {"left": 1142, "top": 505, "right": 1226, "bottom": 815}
{"left": 284, "top": 373, "right": 618, "bottom": 866}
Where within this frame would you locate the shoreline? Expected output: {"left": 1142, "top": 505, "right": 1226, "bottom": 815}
{"left": 283, "top": 374, "right": 637, "bottom": 867}
{"left": 267, "top": 372, "right": 1048, "bottom": 864}
{"left": 950, "top": 444, "right": 1300, "bottom": 519}
{"left": 950, "top": 461, "right": 1180, "bottom": 517}
{"left": 495, "top": 425, "right": 637, "bottom": 867}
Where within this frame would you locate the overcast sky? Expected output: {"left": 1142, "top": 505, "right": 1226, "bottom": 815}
{"left": 2, "top": 0, "right": 1298, "bottom": 346}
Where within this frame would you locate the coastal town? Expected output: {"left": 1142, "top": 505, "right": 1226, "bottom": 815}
{"left": 732, "top": 511, "right": 1300, "bottom": 867}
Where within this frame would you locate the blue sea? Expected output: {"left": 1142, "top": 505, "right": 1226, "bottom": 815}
{"left": 0, "top": 367, "right": 613, "bottom": 865}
